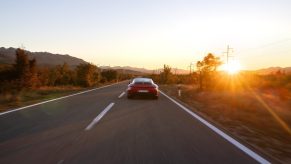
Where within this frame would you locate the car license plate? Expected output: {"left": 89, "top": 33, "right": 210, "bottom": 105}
{"left": 138, "top": 90, "right": 148, "bottom": 93}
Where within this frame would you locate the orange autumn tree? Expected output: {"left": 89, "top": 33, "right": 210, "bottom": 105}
{"left": 196, "top": 53, "right": 222, "bottom": 90}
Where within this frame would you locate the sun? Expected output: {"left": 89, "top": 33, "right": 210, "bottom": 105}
{"left": 222, "top": 60, "right": 242, "bottom": 75}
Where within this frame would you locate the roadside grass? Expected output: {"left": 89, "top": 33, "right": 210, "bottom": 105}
{"left": 0, "top": 82, "right": 115, "bottom": 112}
{"left": 0, "top": 86, "right": 83, "bottom": 112}
{"left": 161, "top": 84, "right": 291, "bottom": 163}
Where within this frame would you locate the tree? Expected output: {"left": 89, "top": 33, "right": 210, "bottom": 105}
{"left": 29, "top": 58, "right": 38, "bottom": 87}
{"left": 46, "top": 63, "right": 75, "bottom": 86}
{"left": 101, "top": 69, "right": 118, "bottom": 82}
{"left": 196, "top": 61, "right": 203, "bottom": 89}
{"left": 37, "top": 67, "right": 50, "bottom": 86}
{"left": 48, "top": 67, "right": 60, "bottom": 86}
{"left": 55, "top": 63, "right": 75, "bottom": 85}
{"left": 196, "top": 53, "right": 222, "bottom": 90}
{"left": 160, "top": 64, "right": 172, "bottom": 84}
{"left": 14, "top": 48, "right": 38, "bottom": 88}
{"left": 76, "top": 63, "right": 100, "bottom": 87}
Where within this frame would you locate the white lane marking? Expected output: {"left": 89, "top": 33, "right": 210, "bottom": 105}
{"left": 118, "top": 92, "right": 125, "bottom": 98}
{"left": 160, "top": 91, "right": 271, "bottom": 164}
{"left": 85, "top": 102, "right": 115, "bottom": 131}
{"left": 0, "top": 82, "right": 125, "bottom": 116}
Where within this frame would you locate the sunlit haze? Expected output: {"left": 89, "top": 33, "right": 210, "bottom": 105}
{"left": 222, "top": 60, "right": 242, "bottom": 74}
{"left": 1, "top": 0, "right": 291, "bottom": 70}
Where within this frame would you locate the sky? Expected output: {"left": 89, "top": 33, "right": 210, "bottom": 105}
{"left": 1, "top": 0, "right": 291, "bottom": 70}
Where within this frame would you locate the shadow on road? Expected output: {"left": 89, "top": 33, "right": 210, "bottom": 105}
{"left": 127, "top": 95, "right": 158, "bottom": 100}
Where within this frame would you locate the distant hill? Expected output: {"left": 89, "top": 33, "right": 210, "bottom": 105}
{"left": 255, "top": 67, "right": 291, "bottom": 75}
{"left": 101, "top": 66, "right": 153, "bottom": 74}
{"left": 0, "top": 47, "right": 87, "bottom": 67}
{"left": 100, "top": 66, "right": 189, "bottom": 75}
{"left": 103, "top": 66, "right": 291, "bottom": 75}
{"left": 114, "top": 69, "right": 145, "bottom": 75}
{"left": 5, "top": 47, "right": 288, "bottom": 75}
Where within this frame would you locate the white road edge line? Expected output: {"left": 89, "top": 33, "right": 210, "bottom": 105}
{"left": 118, "top": 92, "right": 125, "bottom": 98}
{"left": 85, "top": 102, "right": 115, "bottom": 131}
{"left": 0, "top": 82, "right": 123, "bottom": 116}
{"left": 160, "top": 91, "right": 271, "bottom": 164}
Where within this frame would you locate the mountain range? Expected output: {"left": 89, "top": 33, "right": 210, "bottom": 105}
{"left": 0, "top": 47, "right": 290, "bottom": 75}
{"left": 254, "top": 67, "right": 291, "bottom": 75}
{"left": 0, "top": 47, "right": 189, "bottom": 74}
{"left": 100, "top": 66, "right": 189, "bottom": 74}
{"left": 0, "top": 47, "right": 87, "bottom": 67}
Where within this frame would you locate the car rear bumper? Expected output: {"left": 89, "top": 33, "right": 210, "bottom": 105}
{"left": 127, "top": 88, "right": 159, "bottom": 97}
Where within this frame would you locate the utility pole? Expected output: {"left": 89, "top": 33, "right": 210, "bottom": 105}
{"left": 224, "top": 45, "right": 234, "bottom": 64}
{"left": 189, "top": 62, "right": 194, "bottom": 74}
{"left": 20, "top": 44, "right": 26, "bottom": 50}
{"left": 188, "top": 63, "right": 191, "bottom": 75}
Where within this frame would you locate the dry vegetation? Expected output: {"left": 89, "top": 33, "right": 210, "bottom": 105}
{"left": 0, "top": 48, "right": 133, "bottom": 112}
{"left": 0, "top": 86, "right": 83, "bottom": 112}
{"left": 151, "top": 53, "right": 291, "bottom": 163}
{"left": 160, "top": 79, "right": 291, "bottom": 163}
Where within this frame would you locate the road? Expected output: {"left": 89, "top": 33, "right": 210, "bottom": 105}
{"left": 0, "top": 81, "right": 270, "bottom": 164}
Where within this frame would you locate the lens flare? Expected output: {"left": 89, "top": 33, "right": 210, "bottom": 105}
{"left": 222, "top": 60, "right": 242, "bottom": 74}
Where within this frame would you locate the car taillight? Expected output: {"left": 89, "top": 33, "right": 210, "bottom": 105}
{"left": 128, "top": 85, "right": 134, "bottom": 90}
{"left": 128, "top": 86, "right": 134, "bottom": 90}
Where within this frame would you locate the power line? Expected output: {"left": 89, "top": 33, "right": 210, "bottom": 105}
{"left": 236, "top": 38, "right": 291, "bottom": 55}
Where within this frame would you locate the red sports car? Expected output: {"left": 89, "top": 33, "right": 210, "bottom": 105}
{"left": 127, "top": 78, "right": 159, "bottom": 99}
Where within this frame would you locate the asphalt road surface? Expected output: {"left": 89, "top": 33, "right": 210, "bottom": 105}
{"left": 0, "top": 81, "right": 270, "bottom": 164}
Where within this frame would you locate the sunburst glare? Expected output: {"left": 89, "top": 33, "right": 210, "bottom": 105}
{"left": 222, "top": 60, "right": 242, "bottom": 75}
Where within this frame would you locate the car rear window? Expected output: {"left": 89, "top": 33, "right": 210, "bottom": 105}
{"left": 133, "top": 79, "right": 152, "bottom": 85}
{"left": 134, "top": 81, "right": 152, "bottom": 85}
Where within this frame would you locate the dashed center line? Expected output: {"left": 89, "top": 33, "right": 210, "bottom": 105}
{"left": 85, "top": 91, "right": 125, "bottom": 131}
{"left": 85, "top": 102, "right": 115, "bottom": 131}
{"left": 118, "top": 92, "right": 125, "bottom": 98}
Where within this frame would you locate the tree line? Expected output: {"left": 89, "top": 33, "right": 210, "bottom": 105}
{"left": 0, "top": 48, "right": 132, "bottom": 93}
{"left": 150, "top": 53, "right": 222, "bottom": 90}
{"left": 150, "top": 53, "right": 291, "bottom": 91}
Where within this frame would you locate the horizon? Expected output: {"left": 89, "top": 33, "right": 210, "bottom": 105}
{"left": 1, "top": 46, "right": 290, "bottom": 72}
{"left": 1, "top": 0, "right": 291, "bottom": 70}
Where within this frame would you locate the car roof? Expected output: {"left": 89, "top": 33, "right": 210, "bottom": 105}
{"left": 132, "top": 78, "right": 153, "bottom": 82}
